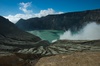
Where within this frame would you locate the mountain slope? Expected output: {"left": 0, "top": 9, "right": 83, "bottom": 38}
{"left": 16, "top": 9, "right": 100, "bottom": 31}
{"left": 0, "top": 16, "right": 49, "bottom": 51}
{"left": 0, "top": 16, "right": 41, "bottom": 41}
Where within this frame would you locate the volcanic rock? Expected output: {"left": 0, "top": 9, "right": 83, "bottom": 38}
{"left": 0, "top": 16, "right": 50, "bottom": 52}
{"left": 18, "top": 40, "right": 100, "bottom": 56}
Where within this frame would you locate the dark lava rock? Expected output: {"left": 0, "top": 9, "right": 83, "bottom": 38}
{"left": 16, "top": 9, "right": 100, "bottom": 31}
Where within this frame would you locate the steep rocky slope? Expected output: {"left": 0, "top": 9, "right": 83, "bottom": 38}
{"left": 16, "top": 9, "right": 100, "bottom": 31}
{"left": 0, "top": 16, "right": 50, "bottom": 51}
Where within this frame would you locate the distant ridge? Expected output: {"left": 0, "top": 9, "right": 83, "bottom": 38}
{"left": 16, "top": 9, "right": 100, "bottom": 31}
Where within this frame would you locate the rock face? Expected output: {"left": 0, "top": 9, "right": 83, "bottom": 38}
{"left": 16, "top": 9, "right": 100, "bottom": 31}
{"left": 0, "top": 16, "right": 50, "bottom": 51}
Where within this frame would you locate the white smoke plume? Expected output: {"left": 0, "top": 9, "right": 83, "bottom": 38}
{"left": 60, "top": 22, "right": 100, "bottom": 40}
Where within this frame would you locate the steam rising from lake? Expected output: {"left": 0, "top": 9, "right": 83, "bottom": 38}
{"left": 60, "top": 22, "right": 100, "bottom": 40}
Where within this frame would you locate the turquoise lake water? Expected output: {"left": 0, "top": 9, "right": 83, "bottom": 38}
{"left": 27, "top": 30, "right": 64, "bottom": 42}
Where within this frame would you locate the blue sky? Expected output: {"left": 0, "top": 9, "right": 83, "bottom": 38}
{"left": 0, "top": 0, "right": 100, "bottom": 23}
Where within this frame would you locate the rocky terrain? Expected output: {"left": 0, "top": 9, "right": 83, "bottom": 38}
{"left": 0, "top": 40, "right": 100, "bottom": 66}
{"left": 0, "top": 8, "right": 100, "bottom": 66}
{"left": 0, "top": 16, "right": 50, "bottom": 52}
{"left": 18, "top": 40, "right": 100, "bottom": 56}
{"left": 13, "top": 40, "right": 100, "bottom": 66}
{"left": 16, "top": 9, "right": 100, "bottom": 31}
{"left": 35, "top": 52, "right": 100, "bottom": 66}
{"left": 0, "top": 16, "right": 50, "bottom": 66}
{"left": 0, "top": 52, "right": 41, "bottom": 66}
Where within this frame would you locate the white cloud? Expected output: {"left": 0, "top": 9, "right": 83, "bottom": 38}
{"left": 4, "top": 2, "right": 63, "bottom": 23}
{"left": 35, "top": 8, "right": 63, "bottom": 17}
{"left": 19, "top": 2, "right": 32, "bottom": 14}
{"left": 35, "top": 8, "right": 55, "bottom": 17}
{"left": 5, "top": 14, "right": 34, "bottom": 23}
